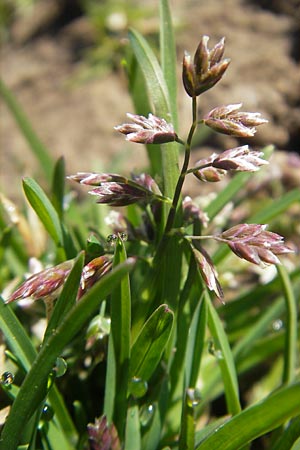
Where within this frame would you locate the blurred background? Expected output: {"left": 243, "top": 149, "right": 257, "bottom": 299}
{"left": 1, "top": 0, "right": 300, "bottom": 202}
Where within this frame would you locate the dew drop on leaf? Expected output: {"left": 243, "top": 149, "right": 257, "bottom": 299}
{"left": 186, "top": 388, "right": 201, "bottom": 407}
{"left": 107, "top": 234, "right": 118, "bottom": 245}
{"left": 272, "top": 319, "right": 283, "bottom": 331}
{"left": 41, "top": 404, "right": 54, "bottom": 421}
{"left": 128, "top": 377, "right": 148, "bottom": 398}
{"left": 120, "top": 232, "right": 128, "bottom": 242}
{"left": 53, "top": 357, "right": 67, "bottom": 377}
{"left": 139, "top": 403, "right": 155, "bottom": 426}
{"left": 0, "top": 371, "right": 14, "bottom": 386}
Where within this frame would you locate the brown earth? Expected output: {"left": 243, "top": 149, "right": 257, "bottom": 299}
{"left": 1, "top": 0, "right": 300, "bottom": 202}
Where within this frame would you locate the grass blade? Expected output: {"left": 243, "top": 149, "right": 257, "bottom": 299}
{"left": 124, "top": 402, "right": 141, "bottom": 450}
{"left": 0, "top": 297, "right": 78, "bottom": 444}
{"left": 276, "top": 264, "right": 298, "bottom": 384}
{"left": 104, "top": 237, "right": 132, "bottom": 439}
{"left": 0, "top": 258, "right": 136, "bottom": 450}
{"left": 128, "top": 28, "right": 179, "bottom": 201}
{"left": 129, "top": 304, "right": 174, "bottom": 382}
{"left": 0, "top": 78, "right": 53, "bottom": 181}
{"left": 159, "top": 0, "right": 178, "bottom": 127}
{"left": 51, "top": 156, "right": 65, "bottom": 220}
{"left": 185, "top": 295, "right": 207, "bottom": 388}
{"left": 178, "top": 390, "right": 195, "bottom": 450}
{"left": 0, "top": 297, "right": 36, "bottom": 371}
{"left": 197, "top": 383, "right": 300, "bottom": 450}
{"left": 205, "top": 292, "right": 241, "bottom": 415}
{"left": 22, "top": 177, "right": 63, "bottom": 248}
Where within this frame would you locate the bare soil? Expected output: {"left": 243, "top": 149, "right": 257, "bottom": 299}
{"left": 1, "top": 0, "right": 300, "bottom": 202}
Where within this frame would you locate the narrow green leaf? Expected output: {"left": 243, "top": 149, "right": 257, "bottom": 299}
{"left": 195, "top": 416, "right": 231, "bottom": 447}
{"left": 178, "top": 390, "right": 195, "bottom": 450}
{"left": 0, "top": 78, "right": 53, "bottom": 180}
{"left": 159, "top": 0, "right": 178, "bottom": 127}
{"left": 205, "top": 292, "right": 241, "bottom": 415}
{"left": 126, "top": 54, "right": 162, "bottom": 176}
{"left": 130, "top": 304, "right": 174, "bottom": 382}
{"left": 124, "top": 402, "right": 141, "bottom": 450}
{"left": 273, "top": 416, "right": 300, "bottom": 450}
{"left": 292, "top": 437, "right": 300, "bottom": 450}
{"left": 129, "top": 29, "right": 171, "bottom": 117}
{"left": 0, "top": 258, "right": 136, "bottom": 450}
{"left": 141, "top": 378, "right": 169, "bottom": 450}
{"left": 51, "top": 156, "right": 65, "bottom": 219}
{"left": 22, "top": 177, "right": 63, "bottom": 247}
{"left": 0, "top": 298, "right": 77, "bottom": 443}
{"left": 185, "top": 295, "right": 207, "bottom": 388}
{"left": 105, "top": 237, "right": 131, "bottom": 439}
{"left": 276, "top": 264, "right": 298, "bottom": 384}
{"left": 128, "top": 28, "right": 179, "bottom": 201}
{"left": 232, "top": 295, "right": 285, "bottom": 361}
{"left": 197, "top": 383, "right": 300, "bottom": 450}
{"left": 249, "top": 187, "right": 300, "bottom": 224}
{"left": 0, "top": 300, "right": 36, "bottom": 373}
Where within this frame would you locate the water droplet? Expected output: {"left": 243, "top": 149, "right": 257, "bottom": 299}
{"left": 186, "top": 388, "right": 201, "bottom": 407}
{"left": 215, "top": 350, "right": 224, "bottom": 360}
{"left": 0, "top": 371, "right": 14, "bottom": 386}
{"left": 272, "top": 319, "right": 283, "bottom": 331}
{"left": 139, "top": 404, "right": 155, "bottom": 427}
{"left": 120, "top": 232, "right": 128, "bottom": 242}
{"left": 107, "top": 234, "right": 118, "bottom": 245}
{"left": 41, "top": 404, "right": 54, "bottom": 421}
{"left": 208, "top": 341, "right": 223, "bottom": 360}
{"left": 53, "top": 357, "right": 67, "bottom": 377}
{"left": 128, "top": 377, "right": 148, "bottom": 398}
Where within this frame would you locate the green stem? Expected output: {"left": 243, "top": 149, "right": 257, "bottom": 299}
{"left": 276, "top": 264, "right": 298, "bottom": 385}
{"left": 164, "top": 96, "right": 198, "bottom": 235}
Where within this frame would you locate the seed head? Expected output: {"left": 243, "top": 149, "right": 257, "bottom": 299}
{"left": 5, "top": 260, "right": 75, "bottom": 303}
{"left": 203, "top": 103, "right": 268, "bottom": 137}
{"left": 115, "top": 113, "right": 177, "bottom": 144}
{"left": 182, "top": 36, "right": 230, "bottom": 97}
{"left": 78, "top": 256, "right": 112, "bottom": 299}
{"left": 87, "top": 415, "right": 121, "bottom": 450}
{"left": 68, "top": 172, "right": 166, "bottom": 206}
{"left": 217, "top": 224, "right": 293, "bottom": 266}
{"left": 192, "top": 246, "right": 224, "bottom": 299}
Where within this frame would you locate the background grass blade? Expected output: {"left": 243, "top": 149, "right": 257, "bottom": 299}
{"left": 0, "top": 258, "right": 136, "bottom": 450}
{"left": 0, "top": 297, "right": 36, "bottom": 371}
{"left": 22, "top": 177, "right": 63, "bottom": 248}
{"left": 178, "top": 389, "right": 195, "bottom": 450}
{"left": 0, "top": 78, "right": 53, "bottom": 181}
{"left": 276, "top": 264, "right": 298, "bottom": 384}
{"left": 124, "top": 402, "right": 141, "bottom": 450}
{"left": 159, "top": 0, "right": 178, "bottom": 127}
{"left": 205, "top": 292, "right": 241, "bottom": 415}
{"left": 104, "top": 237, "right": 131, "bottom": 439}
{"left": 128, "top": 28, "right": 179, "bottom": 201}
{"left": 51, "top": 156, "right": 66, "bottom": 220}
{"left": 0, "top": 298, "right": 78, "bottom": 445}
{"left": 129, "top": 304, "right": 174, "bottom": 382}
{"left": 197, "top": 383, "right": 300, "bottom": 450}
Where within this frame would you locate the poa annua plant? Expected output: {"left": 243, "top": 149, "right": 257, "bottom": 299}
{"left": 0, "top": 2, "right": 299, "bottom": 450}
